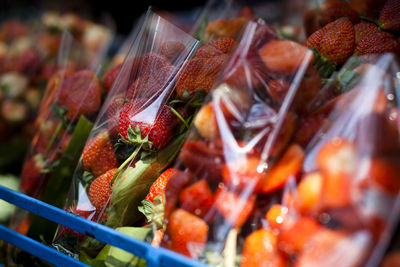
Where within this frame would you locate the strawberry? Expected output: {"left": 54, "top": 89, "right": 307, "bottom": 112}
{"left": 259, "top": 40, "right": 314, "bottom": 75}
{"left": 267, "top": 79, "right": 290, "bottom": 104}
{"left": 126, "top": 54, "right": 175, "bottom": 100}
{"left": 355, "top": 31, "right": 400, "bottom": 56}
{"left": 349, "top": 0, "right": 385, "bottom": 19}
{"left": 294, "top": 116, "right": 330, "bottom": 148}
{"left": 59, "top": 205, "right": 95, "bottom": 240}
{"left": 88, "top": 168, "right": 117, "bottom": 211}
{"left": 102, "top": 63, "right": 121, "bottom": 94}
{"left": 58, "top": 70, "right": 101, "bottom": 122}
{"left": 295, "top": 172, "right": 323, "bottom": 214}
{"left": 354, "top": 22, "right": 379, "bottom": 45}
{"left": 82, "top": 130, "right": 118, "bottom": 177}
{"left": 266, "top": 112, "right": 297, "bottom": 159}
{"left": 180, "top": 140, "right": 225, "bottom": 183}
{"left": 146, "top": 168, "right": 175, "bottom": 202}
{"left": 176, "top": 54, "right": 227, "bottom": 98}
{"left": 193, "top": 102, "right": 219, "bottom": 140}
{"left": 279, "top": 217, "right": 320, "bottom": 254}
{"left": 106, "top": 94, "right": 127, "bottom": 139}
{"left": 261, "top": 144, "right": 305, "bottom": 193}
{"left": 15, "top": 48, "right": 41, "bottom": 74}
{"left": 316, "top": 138, "right": 356, "bottom": 209}
{"left": 164, "top": 170, "right": 193, "bottom": 220}
{"left": 379, "top": 0, "right": 400, "bottom": 32}
{"left": 295, "top": 229, "right": 367, "bottom": 267}
{"left": 222, "top": 156, "right": 263, "bottom": 192}
{"left": 160, "top": 41, "right": 188, "bottom": 62}
{"left": 237, "top": 6, "right": 255, "bottom": 20}
{"left": 318, "top": 1, "right": 360, "bottom": 27}
{"left": 214, "top": 186, "right": 255, "bottom": 228}
{"left": 179, "top": 180, "right": 213, "bottom": 218}
{"left": 0, "top": 20, "right": 27, "bottom": 42}
{"left": 20, "top": 154, "right": 45, "bottom": 196}
{"left": 381, "top": 252, "right": 400, "bottom": 267}
{"left": 241, "top": 229, "right": 286, "bottom": 267}
{"left": 164, "top": 208, "right": 208, "bottom": 258}
{"left": 205, "top": 17, "right": 247, "bottom": 39}
{"left": 364, "top": 157, "right": 400, "bottom": 195}
{"left": 118, "top": 101, "right": 179, "bottom": 150}
{"left": 307, "top": 17, "right": 355, "bottom": 65}
{"left": 194, "top": 37, "right": 235, "bottom": 58}
{"left": 265, "top": 204, "right": 289, "bottom": 229}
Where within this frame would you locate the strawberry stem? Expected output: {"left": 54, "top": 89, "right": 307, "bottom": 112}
{"left": 168, "top": 106, "right": 189, "bottom": 129}
{"left": 110, "top": 145, "right": 141, "bottom": 187}
{"left": 44, "top": 121, "right": 63, "bottom": 158}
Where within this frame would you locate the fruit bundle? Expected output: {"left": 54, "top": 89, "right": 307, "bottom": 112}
{"left": 8, "top": 29, "right": 114, "bottom": 250}
{"left": 0, "top": 12, "right": 113, "bottom": 173}
{"left": 156, "top": 1, "right": 400, "bottom": 266}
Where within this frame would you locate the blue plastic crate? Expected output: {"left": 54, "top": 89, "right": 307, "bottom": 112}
{"left": 0, "top": 185, "right": 208, "bottom": 267}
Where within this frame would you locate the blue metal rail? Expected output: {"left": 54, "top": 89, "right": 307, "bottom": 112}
{"left": 0, "top": 185, "right": 208, "bottom": 267}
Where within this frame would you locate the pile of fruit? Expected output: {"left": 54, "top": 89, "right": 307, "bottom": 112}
{"left": 2, "top": 0, "right": 400, "bottom": 266}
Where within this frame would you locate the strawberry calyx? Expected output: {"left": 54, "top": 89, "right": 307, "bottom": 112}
{"left": 138, "top": 195, "right": 165, "bottom": 232}
{"left": 310, "top": 48, "right": 337, "bottom": 78}
{"left": 122, "top": 125, "right": 154, "bottom": 151}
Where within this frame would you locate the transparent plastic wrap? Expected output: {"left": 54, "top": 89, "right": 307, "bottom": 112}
{"left": 159, "top": 19, "right": 317, "bottom": 264}
{"left": 159, "top": 7, "right": 400, "bottom": 267}
{"left": 53, "top": 10, "right": 249, "bottom": 263}
{"left": 8, "top": 29, "right": 113, "bottom": 252}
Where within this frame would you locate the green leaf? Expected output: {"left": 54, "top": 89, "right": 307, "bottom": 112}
{"left": 182, "top": 90, "right": 191, "bottom": 101}
{"left": 195, "top": 16, "right": 208, "bottom": 44}
{"left": 138, "top": 199, "right": 155, "bottom": 221}
{"left": 124, "top": 125, "right": 153, "bottom": 151}
{"left": 106, "top": 132, "right": 187, "bottom": 228}
{"left": 104, "top": 227, "right": 150, "bottom": 267}
{"left": 27, "top": 116, "right": 93, "bottom": 243}
{"left": 311, "top": 48, "right": 337, "bottom": 78}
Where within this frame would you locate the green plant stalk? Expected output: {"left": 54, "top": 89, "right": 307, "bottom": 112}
{"left": 168, "top": 106, "right": 189, "bottom": 129}
{"left": 44, "top": 121, "right": 63, "bottom": 158}
{"left": 110, "top": 145, "right": 141, "bottom": 187}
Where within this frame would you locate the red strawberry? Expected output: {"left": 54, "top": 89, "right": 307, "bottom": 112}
{"left": 126, "top": 53, "right": 175, "bottom": 99}
{"left": 205, "top": 17, "right": 247, "bottom": 39}
{"left": 20, "top": 154, "right": 45, "bottom": 196}
{"left": 106, "top": 94, "right": 127, "bottom": 140}
{"left": 349, "top": 0, "right": 385, "bottom": 19}
{"left": 241, "top": 229, "right": 286, "bottom": 267}
{"left": 279, "top": 217, "right": 321, "bottom": 254}
{"left": 237, "top": 6, "right": 255, "bottom": 20}
{"left": 265, "top": 204, "right": 289, "bottom": 229}
{"left": 164, "top": 170, "right": 193, "bottom": 220}
{"left": 307, "top": 17, "right": 355, "bottom": 65}
{"left": 267, "top": 79, "right": 290, "bottom": 104}
{"left": 176, "top": 54, "right": 227, "bottom": 98}
{"left": 214, "top": 186, "right": 255, "bottom": 228}
{"left": 379, "top": 0, "right": 400, "bottom": 32}
{"left": 222, "top": 157, "right": 263, "bottom": 192}
{"left": 59, "top": 205, "right": 95, "bottom": 240}
{"left": 295, "top": 172, "right": 323, "bottom": 214}
{"left": 194, "top": 37, "right": 235, "bottom": 58}
{"left": 318, "top": 1, "right": 360, "bottom": 27}
{"left": 179, "top": 180, "right": 213, "bottom": 218}
{"left": 259, "top": 40, "right": 314, "bottom": 75}
{"left": 102, "top": 63, "right": 121, "bottom": 94}
{"left": 88, "top": 168, "right": 117, "bottom": 211}
{"left": 118, "top": 102, "right": 179, "bottom": 149}
{"left": 355, "top": 31, "right": 400, "bottom": 56}
{"left": 294, "top": 116, "right": 330, "bottom": 148}
{"left": 15, "top": 48, "right": 41, "bottom": 74}
{"left": 146, "top": 168, "right": 175, "bottom": 202}
{"left": 262, "top": 144, "right": 305, "bottom": 193}
{"left": 160, "top": 41, "right": 188, "bottom": 62}
{"left": 354, "top": 22, "right": 379, "bottom": 45}
{"left": 58, "top": 70, "right": 101, "bottom": 121}
{"left": 164, "top": 209, "right": 208, "bottom": 258}
{"left": 82, "top": 130, "right": 118, "bottom": 176}
{"left": 316, "top": 138, "right": 356, "bottom": 209}
{"left": 0, "top": 20, "right": 27, "bottom": 42}
{"left": 180, "top": 140, "right": 225, "bottom": 183}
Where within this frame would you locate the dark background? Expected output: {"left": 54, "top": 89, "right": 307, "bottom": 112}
{"left": 0, "top": 0, "right": 209, "bottom": 34}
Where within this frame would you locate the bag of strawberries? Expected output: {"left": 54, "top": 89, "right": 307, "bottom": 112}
{"left": 9, "top": 29, "right": 113, "bottom": 253}
{"left": 158, "top": 0, "right": 400, "bottom": 265}
{"left": 52, "top": 8, "right": 250, "bottom": 262}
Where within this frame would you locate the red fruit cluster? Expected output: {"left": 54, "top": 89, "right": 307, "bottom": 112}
{"left": 176, "top": 37, "right": 236, "bottom": 98}
{"left": 146, "top": 168, "right": 174, "bottom": 203}
{"left": 82, "top": 130, "right": 118, "bottom": 177}
{"left": 118, "top": 101, "right": 179, "bottom": 150}
{"left": 58, "top": 70, "right": 101, "bottom": 121}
